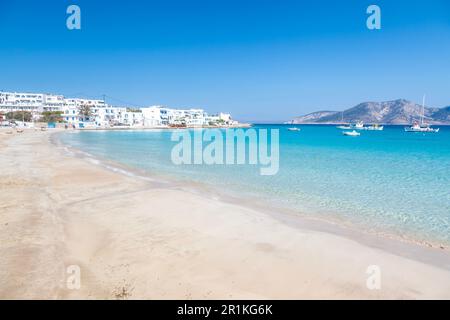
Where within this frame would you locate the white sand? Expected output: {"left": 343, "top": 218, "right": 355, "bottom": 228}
{"left": 0, "top": 129, "right": 449, "bottom": 299}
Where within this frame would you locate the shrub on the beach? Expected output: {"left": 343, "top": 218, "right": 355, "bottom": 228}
{"left": 6, "top": 111, "right": 32, "bottom": 122}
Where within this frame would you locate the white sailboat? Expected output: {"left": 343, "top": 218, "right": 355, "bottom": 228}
{"left": 338, "top": 120, "right": 365, "bottom": 130}
{"left": 336, "top": 111, "right": 353, "bottom": 129}
{"left": 405, "top": 95, "right": 440, "bottom": 133}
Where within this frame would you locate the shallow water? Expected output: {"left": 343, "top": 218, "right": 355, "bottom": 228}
{"left": 59, "top": 125, "right": 450, "bottom": 245}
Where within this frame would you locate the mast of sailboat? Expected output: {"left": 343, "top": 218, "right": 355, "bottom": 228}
{"left": 421, "top": 94, "right": 426, "bottom": 126}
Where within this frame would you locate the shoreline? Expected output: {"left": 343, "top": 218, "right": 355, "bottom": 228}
{"left": 55, "top": 123, "right": 253, "bottom": 131}
{"left": 285, "top": 123, "right": 450, "bottom": 126}
{"left": 1, "top": 129, "right": 450, "bottom": 299}
{"left": 55, "top": 129, "right": 450, "bottom": 254}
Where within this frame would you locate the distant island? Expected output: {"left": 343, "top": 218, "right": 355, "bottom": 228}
{"left": 288, "top": 99, "right": 450, "bottom": 125}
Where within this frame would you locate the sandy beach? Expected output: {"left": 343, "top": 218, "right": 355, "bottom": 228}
{"left": 0, "top": 129, "right": 449, "bottom": 299}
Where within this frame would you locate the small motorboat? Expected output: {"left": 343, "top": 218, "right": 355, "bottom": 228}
{"left": 287, "top": 127, "right": 301, "bottom": 132}
{"left": 342, "top": 130, "right": 361, "bottom": 136}
{"left": 352, "top": 121, "right": 365, "bottom": 130}
{"left": 364, "top": 124, "right": 384, "bottom": 131}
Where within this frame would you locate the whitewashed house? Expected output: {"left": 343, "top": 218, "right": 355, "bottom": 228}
{"left": 0, "top": 91, "right": 63, "bottom": 119}
{"left": 117, "top": 109, "right": 144, "bottom": 126}
{"left": 1, "top": 90, "right": 237, "bottom": 128}
{"left": 62, "top": 98, "right": 109, "bottom": 127}
{"left": 141, "top": 106, "right": 168, "bottom": 127}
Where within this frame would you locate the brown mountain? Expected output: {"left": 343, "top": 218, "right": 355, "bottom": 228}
{"left": 291, "top": 99, "right": 450, "bottom": 125}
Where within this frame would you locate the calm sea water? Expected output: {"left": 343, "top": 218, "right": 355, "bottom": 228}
{"left": 59, "top": 125, "right": 450, "bottom": 245}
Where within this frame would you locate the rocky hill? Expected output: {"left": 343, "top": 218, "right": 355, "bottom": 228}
{"left": 291, "top": 99, "right": 450, "bottom": 125}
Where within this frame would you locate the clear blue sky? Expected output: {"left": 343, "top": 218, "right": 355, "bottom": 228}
{"left": 1, "top": 0, "right": 449, "bottom": 121}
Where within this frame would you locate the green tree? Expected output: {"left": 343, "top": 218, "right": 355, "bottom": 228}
{"left": 78, "top": 104, "right": 93, "bottom": 122}
{"left": 40, "top": 111, "right": 63, "bottom": 123}
{"left": 126, "top": 108, "right": 141, "bottom": 113}
{"left": 6, "top": 111, "right": 32, "bottom": 122}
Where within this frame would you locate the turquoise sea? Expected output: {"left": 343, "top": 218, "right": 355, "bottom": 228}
{"left": 59, "top": 125, "right": 450, "bottom": 245}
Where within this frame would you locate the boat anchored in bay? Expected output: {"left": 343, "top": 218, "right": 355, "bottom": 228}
{"left": 342, "top": 130, "right": 361, "bottom": 136}
{"left": 404, "top": 95, "right": 440, "bottom": 133}
{"left": 364, "top": 124, "right": 384, "bottom": 131}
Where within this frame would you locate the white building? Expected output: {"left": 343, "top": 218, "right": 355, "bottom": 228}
{"left": 0, "top": 92, "right": 43, "bottom": 114}
{"left": 141, "top": 106, "right": 168, "bottom": 127}
{"left": 117, "top": 109, "right": 144, "bottom": 126}
{"left": 0, "top": 91, "right": 103, "bottom": 123}
{"left": 97, "top": 107, "right": 124, "bottom": 126}
{"left": 43, "top": 94, "right": 65, "bottom": 112}
{"left": 0, "top": 91, "right": 63, "bottom": 119}
{"left": 183, "top": 109, "right": 206, "bottom": 127}
{"left": 205, "top": 114, "right": 220, "bottom": 125}
{"left": 141, "top": 106, "right": 207, "bottom": 127}
{"left": 218, "top": 112, "right": 232, "bottom": 123}
{"left": 1, "top": 90, "right": 236, "bottom": 128}
{"left": 204, "top": 112, "right": 234, "bottom": 126}
{"left": 62, "top": 98, "right": 109, "bottom": 126}
{"left": 61, "top": 100, "right": 146, "bottom": 127}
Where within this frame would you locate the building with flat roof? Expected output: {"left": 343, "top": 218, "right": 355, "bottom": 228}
{"left": 1, "top": 90, "right": 236, "bottom": 128}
